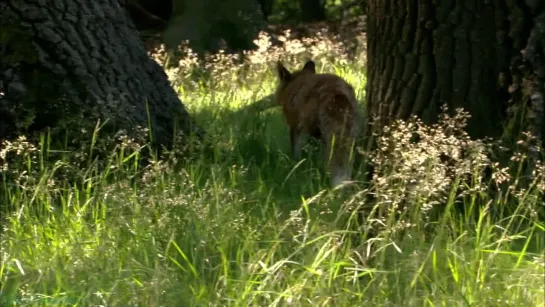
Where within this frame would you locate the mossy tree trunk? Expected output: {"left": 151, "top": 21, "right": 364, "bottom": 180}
{"left": 364, "top": 1, "right": 544, "bottom": 148}
{"left": 300, "top": 0, "right": 326, "bottom": 22}
{"left": 258, "top": 0, "right": 274, "bottom": 21}
{"left": 0, "top": 0, "right": 202, "bottom": 148}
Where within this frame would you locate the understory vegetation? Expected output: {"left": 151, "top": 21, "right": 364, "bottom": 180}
{"left": 1, "top": 28, "right": 544, "bottom": 306}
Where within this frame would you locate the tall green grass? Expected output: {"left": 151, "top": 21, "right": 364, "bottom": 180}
{"left": 1, "top": 41, "right": 544, "bottom": 306}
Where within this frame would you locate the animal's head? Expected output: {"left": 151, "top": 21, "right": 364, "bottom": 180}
{"left": 275, "top": 60, "right": 316, "bottom": 90}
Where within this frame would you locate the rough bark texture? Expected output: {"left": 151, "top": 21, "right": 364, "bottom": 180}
{"left": 365, "top": 1, "right": 545, "bottom": 147}
{"left": 522, "top": 7, "right": 545, "bottom": 151}
{"left": 0, "top": 0, "right": 202, "bottom": 147}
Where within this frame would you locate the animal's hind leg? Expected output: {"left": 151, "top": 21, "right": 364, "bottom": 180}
{"left": 290, "top": 127, "right": 306, "bottom": 161}
{"left": 323, "top": 133, "right": 351, "bottom": 187}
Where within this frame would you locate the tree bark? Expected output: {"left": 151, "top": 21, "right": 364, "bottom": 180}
{"left": 124, "top": 0, "right": 172, "bottom": 31}
{"left": 365, "top": 1, "right": 545, "bottom": 148}
{"left": 0, "top": 0, "right": 203, "bottom": 148}
{"left": 258, "top": 0, "right": 274, "bottom": 21}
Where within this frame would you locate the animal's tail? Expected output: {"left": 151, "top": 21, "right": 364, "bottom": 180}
{"left": 249, "top": 94, "right": 279, "bottom": 113}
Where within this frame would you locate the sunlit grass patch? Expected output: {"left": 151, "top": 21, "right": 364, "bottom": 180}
{"left": 1, "top": 28, "right": 544, "bottom": 306}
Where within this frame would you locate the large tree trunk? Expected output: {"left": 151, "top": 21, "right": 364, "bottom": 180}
{"left": 258, "top": 0, "right": 274, "bottom": 21}
{"left": 124, "top": 0, "right": 172, "bottom": 31}
{"left": 0, "top": 0, "right": 202, "bottom": 148}
{"left": 365, "top": 1, "right": 545, "bottom": 148}
{"left": 300, "top": 0, "right": 326, "bottom": 22}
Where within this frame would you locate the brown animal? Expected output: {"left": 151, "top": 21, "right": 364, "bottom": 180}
{"left": 274, "top": 60, "right": 360, "bottom": 187}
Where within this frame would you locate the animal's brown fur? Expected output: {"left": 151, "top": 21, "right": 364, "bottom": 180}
{"left": 275, "top": 60, "right": 360, "bottom": 186}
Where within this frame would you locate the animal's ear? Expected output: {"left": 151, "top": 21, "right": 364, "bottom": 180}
{"left": 276, "top": 61, "right": 291, "bottom": 83}
{"left": 303, "top": 60, "right": 316, "bottom": 73}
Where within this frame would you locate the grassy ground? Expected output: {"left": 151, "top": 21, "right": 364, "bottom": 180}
{"left": 1, "top": 31, "right": 544, "bottom": 306}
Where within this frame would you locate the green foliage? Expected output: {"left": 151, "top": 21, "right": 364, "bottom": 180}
{"left": 269, "top": 0, "right": 302, "bottom": 23}
{"left": 1, "top": 31, "right": 544, "bottom": 305}
{"left": 163, "top": 0, "right": 266, "bottom": 54}
{"left": 268, "top": 0, "right": 367, "bottom": 24}
{"left": 326, "top": 0, "right": 366, "bottom": 26}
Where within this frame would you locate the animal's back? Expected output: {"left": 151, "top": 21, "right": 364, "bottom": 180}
{"left": 274, "top": 60, "right": 360, "bottom": 187}
{"left": 279, "top": 73, "right": 358, "bottom": 135}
